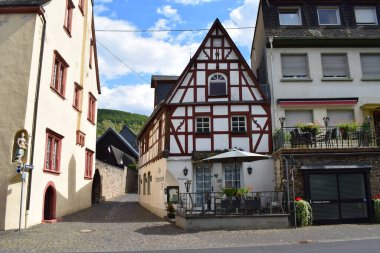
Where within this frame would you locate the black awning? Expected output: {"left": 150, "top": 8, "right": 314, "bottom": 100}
{"left": 300, "top": 163, "right": 372, "bottom": 171}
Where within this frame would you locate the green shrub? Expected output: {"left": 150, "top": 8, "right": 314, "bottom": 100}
{"left": 374, "top": 199, "right": 380, "bottom": 223}
{"left": 295, "top": 199, "right": 313, "bottom": 226}
{"left": 223, "top": 188, "right": 238, "bottom": 197}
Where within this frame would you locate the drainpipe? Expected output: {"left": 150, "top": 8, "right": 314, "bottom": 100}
{"left": 25, "top": 13, "right": 47, "bottom": 228}
{"left": 268, "top": 36, "right": 277, "bottom": 128}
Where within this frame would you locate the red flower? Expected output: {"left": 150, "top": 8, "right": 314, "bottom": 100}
{"left": 295, "top": 197, "right": 302, "bottom": 201}
{"left": 374, "top": 194, "right": 380, "bottom": 200}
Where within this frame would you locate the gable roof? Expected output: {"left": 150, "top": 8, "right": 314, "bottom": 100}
{"left": 165, "top": 18, "right": 268, "bottom": 104}
{"left": 97, "top": 127, "right": 138, "bottom": 157}
{"left": 110, "top": 145, "right": 136, "bottom": 166}
{"left": 0, "top": 0, "right": 48, "bottom": 5}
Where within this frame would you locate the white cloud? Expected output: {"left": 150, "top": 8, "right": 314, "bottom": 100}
{"left": 171, "top": 0, "right": 218, "bottom": 5}
{"left": 98, "top": 84, "right": 154, "bottom": 115}
{"left": 94, "top": 4, "right": 109, "bottom": 16}
{"left": 222, "top": 0, "right": 259, "bottom": 49}
{"left": 156, "top": 5, "right": 181, "bottom": 23}
{"left": 95, "top": 16, "right": 199, "bottom": 81}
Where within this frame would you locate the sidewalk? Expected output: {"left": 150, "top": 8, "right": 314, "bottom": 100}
{"left": 1, "top": 194, "right": 380, "bottom": 252}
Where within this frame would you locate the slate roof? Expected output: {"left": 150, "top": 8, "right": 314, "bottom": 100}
{"left": 97, "top": 127, "right": 139, "bottom": 157}
{"left": 119, "top": 125, "right": 138, "bottom": 151}
{"left": 110, "top": 145, "right": 136, "bottom": 166}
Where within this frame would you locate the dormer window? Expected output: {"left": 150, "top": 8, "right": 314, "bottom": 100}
{"left": 317, "top": 7, "right": 341, "bottom": 25}
{"left": 209, "top": 73, "right": 227, "bottom": 97}
{"left": 355, "top": 7, "right": 378, "bottom": 25}
{"left": 279, "top": 7, "right": 302, "bottom": 25}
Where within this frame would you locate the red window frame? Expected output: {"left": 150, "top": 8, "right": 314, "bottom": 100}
{"left": 76, "top": 130, "right": 86, "bottom": 147}
{"left": 44, "top": 129, "right": 64, "bottom": 174}
{"left": 87, "top": 92, "right": 97, "bottom": 124}
{"left": 73, "top": 82, "right": 83, "bottom": 111}
{"left": 85, "top": 148, "right": 94, "bottom": 179}
{"left": 51, "top": 51, "right": 69, "bottom": 98}
{"left": 64, "top": 0, "right": 75, "bottom": 36}
{"left": 78, "top": 0, "right": 85, "bottom": 16}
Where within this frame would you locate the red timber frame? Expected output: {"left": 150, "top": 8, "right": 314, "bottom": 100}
{"left": 138, "top": 19, "right": 272, "bottom": 166}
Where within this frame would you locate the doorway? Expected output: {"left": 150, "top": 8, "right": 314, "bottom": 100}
{"left": 305, "top": 171, "right": 370, "bottom": 224}
{"left": 43, "top": 185, "right": 56, "bottom": 221}
{"left": 91, "top": 169, "right": 102, "bottom": 204}
{"left": 195, "top": 164, "right": 211, "bottom": 206}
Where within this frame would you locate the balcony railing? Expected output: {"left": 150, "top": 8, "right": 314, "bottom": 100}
{"left": 273, "top": 126, "right": 380, "bottom": 151}
{"left": 176, "top": 191, "right": 286, "bottom": 216}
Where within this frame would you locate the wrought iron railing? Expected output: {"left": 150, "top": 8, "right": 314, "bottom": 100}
{"left": 176, "top": 191, "right": 287, "bottom": 216}
{"left": 273, "top": 126, "right": 380, "bottom": 151}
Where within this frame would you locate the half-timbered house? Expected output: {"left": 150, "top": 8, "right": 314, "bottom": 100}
{"left": 138, "top": 19, "right": 274, "bottom": 218}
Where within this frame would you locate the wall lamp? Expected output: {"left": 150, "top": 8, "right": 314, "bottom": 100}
{"left": 279, "top": 117, "right": 286, "bottom": 128}
{"left": 183, "top": 166, "right": 188, "bottom": 176}
{"left": 247, "top": 166, "right": 253, "bottom": 175}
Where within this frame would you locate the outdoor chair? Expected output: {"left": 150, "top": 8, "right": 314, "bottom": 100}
{"left": 315, "top": 129, "right": 331, "bottom": 148}
{"left": 269, "top": 192, "right": 284, "bottom": 214}
{"left": 330, "top": 128, "right": 338, "bottom": 147}
{"left": 290, "top": 128, "right": 313, "bottom": 148}
{"left": 244, "top": 198, "right": 260, "bottom": 214}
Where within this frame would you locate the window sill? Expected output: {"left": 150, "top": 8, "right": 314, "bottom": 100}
{"left": 50, "top": 86, "right": 66, "bottom": 100}
{"left": 72, "top": 105, "right": 82, "bottom": 112}
{"left": 78, "top": 6, "right": 84, "bottom": 16}
{"left": 63, "top": 26, "right": 72, "bottom": 38}
{"left": 209, "top": 95, "right": 228, "bottom": 98}
{"left": 280, "top": 78, "right": 313, "bottom": 82}
{"left": 231, "top": 131, "right": 247, "bottom": 136}
{"left": 43, "top": 169, "right": 61, "bottom": 175}
{"left": 87, "top": 118, "right": 95, "bottom": 125}
{"left": 321, "top": 77, "right": 353, "bottom": 82}
{"left": 84, "top": 176, "right": 92, "bottom": 180}
{"left": 361, "top": 77, "right": 380, "bottom": 81}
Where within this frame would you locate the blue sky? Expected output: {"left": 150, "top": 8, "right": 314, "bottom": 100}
{"left": 94, "top": 0, "right": 260, "bottom": 115}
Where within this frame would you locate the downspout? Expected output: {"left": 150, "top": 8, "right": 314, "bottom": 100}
{"left": 268, "top": 36, "right": 277, "bottom": 128}
{"left": 25, "top": 13, "right": 47, "bottom": 227}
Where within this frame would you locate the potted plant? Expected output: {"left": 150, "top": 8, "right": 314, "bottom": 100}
{"left": 295, "top": 197, "right": 312, "bottom": 226}
{"left": 337, "top": 122, "right": 359, "bottom": 139}
{"left": 295, "top": 123, "right": 321, "bottom": 136}
{"left": 166, "top": 201, "right": 175, "bottom": 219}
{"left": 373, "top": 195, "right": 380, "bottom": 223}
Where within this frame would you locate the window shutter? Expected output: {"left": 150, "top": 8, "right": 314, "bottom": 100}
{"left": 285, "top": 110, "right": 313, "bottom": 127}
{"left": 361, "top": 54, "right": 380, "bottom": 78}
{"left": 327, "top": 110, "right": 354, "bottom": 125}
{"left": 281, "top": 55, "right": 308, "bottom": 78}
{"left": 322, "top": 54, "right": 348, "bottom": 77}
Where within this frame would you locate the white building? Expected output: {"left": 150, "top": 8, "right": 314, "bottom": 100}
{"left": 0, "top": 0, "right": 100, "bottom": 230}
{"left": 138, "top": 19, "right": 274, "bottom": 218}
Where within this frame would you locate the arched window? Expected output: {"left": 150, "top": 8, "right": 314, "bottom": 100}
{"left": 209, "top": 73, "right": 227, "bottom": 96}
{"left": 143, "top": 173, "right": 147, "bottom": 195}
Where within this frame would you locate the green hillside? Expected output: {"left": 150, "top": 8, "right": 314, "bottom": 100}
{"left": 97, "top": 109, "right": 149, "bottom": 137}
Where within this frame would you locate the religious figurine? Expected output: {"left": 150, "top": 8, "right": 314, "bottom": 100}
{"left": 14, "top": 132, "right": 28, "bottom": 163}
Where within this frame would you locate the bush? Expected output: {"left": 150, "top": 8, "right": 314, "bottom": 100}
{"left": 374, "top": 199, "right": 380, "bottom": 223}
{"left": 295, "top": 198, "right": 312, "bottom": 226}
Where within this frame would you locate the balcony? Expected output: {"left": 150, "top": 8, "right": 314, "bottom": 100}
{"left": 273, "top": 126, "right": 380, "bottom": 151}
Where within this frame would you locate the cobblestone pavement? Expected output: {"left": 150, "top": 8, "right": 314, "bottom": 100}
{"left": 1, "top": 194, "right": 380, "bottom": 252}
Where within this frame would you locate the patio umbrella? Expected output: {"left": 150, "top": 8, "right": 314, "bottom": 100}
{"left": 202, "top": 148, "right": 270, "bottom": 188}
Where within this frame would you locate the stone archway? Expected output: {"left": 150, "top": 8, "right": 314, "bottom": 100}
{"left": 91, "top": 169, "right": 102, "bottom": 204}
{"left": 43, "top": 183, "right": 56, "bottom": 221}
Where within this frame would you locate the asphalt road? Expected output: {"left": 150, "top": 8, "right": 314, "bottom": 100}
{"left": 99, "top": 239, "right": 380, "bottom": 253}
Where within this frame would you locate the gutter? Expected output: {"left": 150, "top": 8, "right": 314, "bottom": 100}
{"left": 25, "top": 12, "right": 47, "bottom": 226}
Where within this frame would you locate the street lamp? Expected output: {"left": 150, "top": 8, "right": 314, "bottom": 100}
{"left": 366, "top": 116, "right": 372, "bottom": 126}
{"left": 184, "top": 180, "right": 192, "bottom": 193}
{"left": 279, "top": 117, "right": 286, "bottom": 128}
{"left": 323, "top": 116, "right": 330, "bottom": 128}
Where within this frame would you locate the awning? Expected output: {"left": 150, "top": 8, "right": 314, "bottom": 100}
{"left": 278, "top": 98, "right": 358, "bottom": 107}
{"left": 360, "top": 104, "right": 380, "bottom": 110}
{"left": 300, "top": 163, "right": 372, "bottom": 170}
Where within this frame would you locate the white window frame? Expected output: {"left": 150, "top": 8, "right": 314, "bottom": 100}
{"left": 281, "top": 54, "right": 310, "bottom": 79}
{"left": 321, "top": 53, "right": 350, "bottom": 78}
{"left": 231, "top": 116, "right": 246, "bottom": 133}
{"left": 208, "top": 73, "right": 227, "bottom": 97}
{"left": 317, "top": 7, "right": 341, "bottom": 25}
{"left": 196, "top": 117, "right": 210, "bottom": 133}
{"left": 354, "top": 7, "right": 378, "bottom": 25}
{"left": 360, "top": 54, "right": 380, "bottom": 79}
{"left": 279, "top": 7, "right": 302, "bottom": 25}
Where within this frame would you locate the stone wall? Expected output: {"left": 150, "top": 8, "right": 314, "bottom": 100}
{"left": 95, "top": 160, "right": 127, "bottom": 201}
{"left": 273, "top": 148, "right": 380, "bottom": 199}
